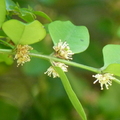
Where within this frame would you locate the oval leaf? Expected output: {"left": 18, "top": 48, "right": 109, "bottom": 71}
{"left": 2, "top": 20, "right": 46, "bottom": 45}
{"left": 0, "top": 0, "right": 6, "bottom": 27}
{"left": 48, "top": 21, "right": 89, "bottom": 53}
{"left": 102, "top": 44, "right": 120, "bottom": 69}
{"left": 33, "top": 11, "right": 52, "bottom": 22}
{"left": 54, "top": 67, "right": 87, "bottom": 120}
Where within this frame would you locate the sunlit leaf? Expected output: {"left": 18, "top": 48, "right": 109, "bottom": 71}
{"left": 0, "top": 0, "right": 6, "bottom": 27}
{"left": 2, "top": 19, "right": 46, "bottom": 45}
{"left": 48, "top": 21, "right": 89, "bottom": 53}
{"left": 54, "top": 67, "right": 87, "bottom": 120}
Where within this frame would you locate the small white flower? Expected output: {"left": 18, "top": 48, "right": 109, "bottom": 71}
{"left": 92, "top": 73, "right": 115, "bottom": 90}
{"left": 44, "top": 62, "right": 68, "bottom": 78}
{"left": 53, "top": 62, "right": 68, "bottom": 72}
{"left": 53, "top": 40, "right": 74, "bottom": 60}
{"left": 44, "top": 66, "right": 59, "bottom": 78}
{"left": 14, "top": 44, "right": 33, "bottom": 67}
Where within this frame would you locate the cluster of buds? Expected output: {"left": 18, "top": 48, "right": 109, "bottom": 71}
{"left": 53, "top": 40, "right": 74, "bottom": 60}
{"left": 45, "top": 40, "right": 74, "bottom": 78}
{"left": 92, "top": 73, "right": 115, "bottom": 90}
{"left": 14, "top": 44, "right": 33, "bottom": 67}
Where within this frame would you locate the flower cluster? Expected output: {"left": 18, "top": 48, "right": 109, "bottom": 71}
{"left": 53, "top": 40, "right": 74, "bottom": 60}
{"left": 44, "top": 66, "right": 59, "bottom": 78}
{"left": 44, "top": 62, "right": 68, "bottom": 78}
{"left": 92, "top": 73, "right": 115, "bottom": 90}
{"left": 45, "top": 40, "right": 73, "bottom": 78}
{"left": 14, "top": 44, "right": 33, "bottom": 67}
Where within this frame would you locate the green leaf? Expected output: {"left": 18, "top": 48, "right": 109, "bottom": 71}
{"left": 103, "top": 64, "right": 120, "bottom": 77}
{"left": 18, "top": 8, "right": 35, "bottom": 22}
{"left": 102, "top": 44, "right": 120, "bottom": 68}
{"left": 54, "top": 67, "right": 87, "bottom": 120}
{"left": 48, "top": 21, "right": 89, "bottom": 53}
{"left": 33, "top": 11, "right": 52, "bottom": 22}
{"left": 0, "top": 0, "right": 6, "bottom": 27}
{"left": 2, "top": 19, "right": 46, "bottom": 45}
{"left": 6, "top": 0, "right": 16, "bottom": 11}
{"left": 102, "top": 44, "right": 120, "bottom": 76}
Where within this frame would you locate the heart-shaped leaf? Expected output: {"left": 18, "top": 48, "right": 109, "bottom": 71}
{"left": 48, "top": 21, "right": 89, "bottom": 53}
{"left": 0, "top": 0, "right": 6, "bottom": 27}
{"left": 2, "top": 19, "right": 46, "bottom": 45}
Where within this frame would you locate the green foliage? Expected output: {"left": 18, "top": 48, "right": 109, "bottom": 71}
{"left": 2, "top": 19, "right": 46, "bottom": 45}
{"left": 17, "top": 7, "right": 36, "bottom": 22}
{"left": 6, "top": 0, "right": 52, "bottom": 22}
{"left": 6, "top": 0, "right": 16, "bottom": 11}
{"left": 48, "top": 21, "right": 89, "bottom": 53}
{"left": 33, "top": 11, "right": 52, "bottom": 22}
{"left": 0, "top": 0, "right": 6, "bottom": 27}
{"left": 55, "top": 67, "right": 87, "bottom": 120}
{"left": 102, "top": 44, "right": 120, "bottom": 67}
{"left": 1, "top": 0, "right": 120, "bottom": 120}
{"left": 102, "top": 44, "right": 120, "bottom": 76}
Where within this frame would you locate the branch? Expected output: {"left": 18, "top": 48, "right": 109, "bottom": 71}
{"left": 0, "top": 48, "right": 100, "bottom": 73}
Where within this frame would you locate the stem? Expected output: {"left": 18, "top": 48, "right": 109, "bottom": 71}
{"left": 0, "top": 48, "right": 12, "bottom": 54}
{"left": 0, "top": 48, "right": 100, "bottom": 73}
{"left": 0, "top": 40, "right": 14, "bottom": 49}
{"left": 113, "top": 78, "right": 120, "bottom": 84}
{"left": 29, "top": 53, "right": 100, "bottom": 73}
